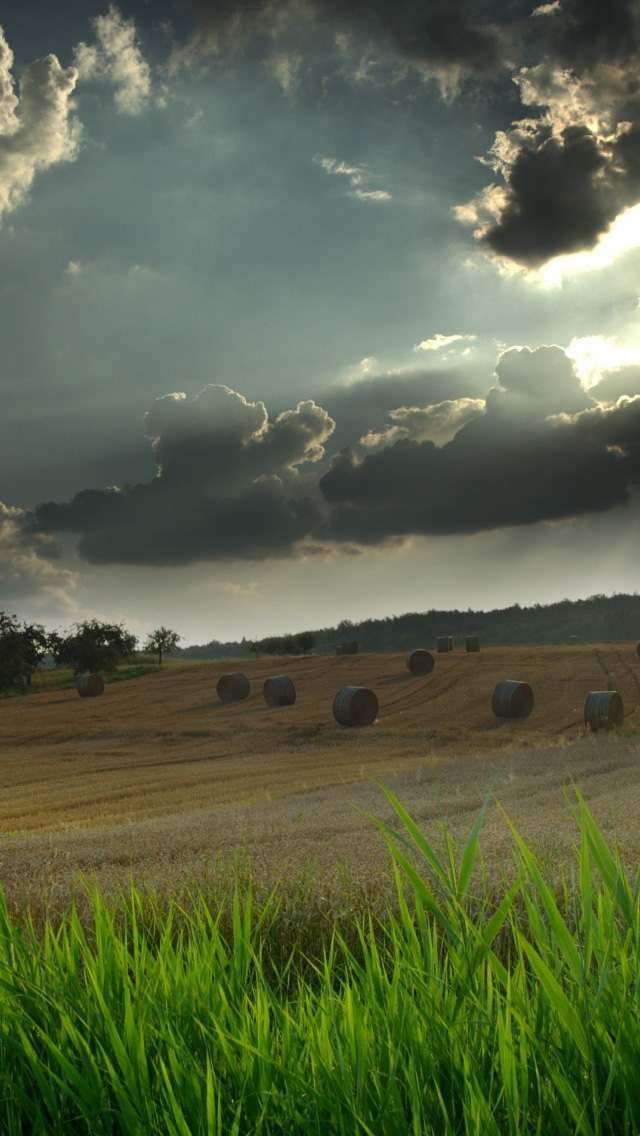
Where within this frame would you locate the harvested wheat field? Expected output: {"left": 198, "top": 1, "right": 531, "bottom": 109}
{"left": 1, "top": 642, "right": 640, "bottom": 908}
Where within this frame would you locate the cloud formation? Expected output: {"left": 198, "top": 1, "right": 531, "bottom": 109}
{"left": 360, "top": 398, "right": 485, "bottom": 449}
{"left": 317, "top": 346, "right": 640, "bottom": 543}
{"left": 35, "top": 385, "right": 335, "bottom": 565}
{"left": 28, "top": 347, "right": 640, "bottom": 566}
{"left": 74, "top": 5, "right": 152, "bottom": 115}
{"left": 315, "top": 155, "right": 391, "bottom": 202}
{"left": 415, "top": 332, "right": 476, "bottom": 353}
{"left": 0, "top": 28, "right": 80, "bottom": 223}
{"left": 0, "top": 504, "right": 77, "bottom": 613}
{"left": 459, "top": 0, "right": 640, "bottom": 266}
{"left": 177, "top": 0, "right": 640, "bottom": 269}
{"left": 185, "top": 0, "right": 507, "bottom": 85}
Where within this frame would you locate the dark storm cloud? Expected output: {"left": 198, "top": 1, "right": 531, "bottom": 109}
{"left": 186, "top": 0, "right": 508, "bottom": 77}
{"left": 451, "top": 1, "right": 640, "bottom": 266}
{"left": 479, "top": 123, "right": 640, "bottom": 267}
{"left": 180, "top": 0, "right": 640, "bottom": 268}
{"left": 29, "top": 347, "right": 640, "bottom": 564}
{"left": 540, "top": 0, "right": 640, "bottom": 70}
{"left": 35, "top": 477, "right": 323, "bottom": 565}
{"left": 34, "top": 385, "right": 335, "bottom": 565}
{"left": 317, "top": 347, "right": 640, "bottom": 544}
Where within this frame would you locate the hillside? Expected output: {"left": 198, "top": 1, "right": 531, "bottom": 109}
{"left": 175, "top": 593, "right": 640, "bottom": 658}
{"left": 2, "top": 640, "right": 639, "bottom": 836}
{"left": 1, "top": 640, "right": 640, "bottom": 914}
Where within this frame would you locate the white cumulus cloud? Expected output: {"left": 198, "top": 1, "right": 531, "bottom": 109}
{"left": 74, "top": 5, "right": 151, "bottom": 115}
{"left": 0, "top": 28, "right": 80, "bottom": 224}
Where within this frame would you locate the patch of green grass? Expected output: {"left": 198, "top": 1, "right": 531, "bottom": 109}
{"left": 3, "top": 658, "right": 209, "bottom": 698}
{"left": 0, "top": 793, "right": 639, "bottom": 1131}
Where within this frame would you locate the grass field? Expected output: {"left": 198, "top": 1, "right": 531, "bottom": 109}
{"left": 1, "top": 644, "right": 640, "bottom": 1131}
{"left": 1, "top": 792, "right": 640, "bottom": 1134}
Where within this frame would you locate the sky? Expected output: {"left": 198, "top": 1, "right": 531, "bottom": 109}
{"left": 2, "top": 0, "right": 640, "bottom": 645}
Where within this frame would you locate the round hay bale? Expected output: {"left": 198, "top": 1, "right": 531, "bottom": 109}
{"left": 406, "top": 649, "right": 435, "bottom": 674}
{"left": 333, "top": 685, "right": 378, "bottom": 727}
{"left": 76, "top": 673, "right": 105, "bottom": 698}
{"left": 263, "top": 675, "right": 296, "bottom": 707}
{"left": 216, "top": 672, "right": 250, "bottom": 703}
{"left": 466, "top": 635, "right": 480, "bottom": 652}
{"left": 584, "top": 690, "right": 624, "bottom": 732}
{"left": 436, "top": 636, "right": 450, "bottom": 653}
{"left": 491, "top": 679, "right": 534, "bottom": 720}
{"left": 341, "top": 641, "right": 358, "bottom": 655}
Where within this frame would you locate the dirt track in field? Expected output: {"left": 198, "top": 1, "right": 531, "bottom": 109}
{"left": 1, "top": 643, "right": 639, "bottom": 904}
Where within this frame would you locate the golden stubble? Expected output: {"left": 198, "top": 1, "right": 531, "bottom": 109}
{"left": 0, "top": 643, "right": 639, "bottom": 912}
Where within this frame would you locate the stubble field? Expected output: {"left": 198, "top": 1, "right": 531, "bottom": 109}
{"left": 1, "top": 642, "right": 640, "bottom": 910}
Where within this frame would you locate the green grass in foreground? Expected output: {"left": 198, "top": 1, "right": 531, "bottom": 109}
{"left": 0, "top": 791, "right": 639, "bottom": 1134}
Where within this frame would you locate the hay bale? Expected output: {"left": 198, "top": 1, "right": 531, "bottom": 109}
{"left": 341, "top": 641, "right": 358, "bottom": 655}
{"left": 263, "top": 675, "right": 296, "bottom": 707}
{"left": 584, "top": 690, "right": 624, "bottom": 731}
{"left": 216, "top": 672, "right": 250, "bottom": 702}
{"left": 333, "top": 685, "right": 378, "bottom": 726}
{"left": 406, "top": 649, "right": 435, "bottom": 674}
{"left": 491, "top": 679, "right": 534, "bottom": 720}
{"left": 76, "top": 673, "right": 105, "bottom": 698}
{"left": 436, "top": 636, "right": 450, "bottom": 653}
{"left": 466, "top": 636, "right": 480, "bottom": 652}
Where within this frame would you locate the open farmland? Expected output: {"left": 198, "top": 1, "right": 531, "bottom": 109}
{"left": 1, "top": 642, "right": 640, "bottom": 908}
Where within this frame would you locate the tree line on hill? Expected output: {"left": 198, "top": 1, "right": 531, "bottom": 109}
{"left": 3, "top": 593, "right": 638, "bottom": 693}
{"left": 175, "top": 593, "right": 640, "bottom": 659}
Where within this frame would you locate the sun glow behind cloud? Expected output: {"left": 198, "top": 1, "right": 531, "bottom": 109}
{"left": 537, "top": 204, "right": 640, "bottom": 287}
{"left": 566, "top": 334, "right": 640, "bottom": 389}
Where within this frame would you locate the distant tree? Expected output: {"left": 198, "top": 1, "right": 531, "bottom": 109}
{"left": 248, "top": 635, "right": 302, "bottom": 657}
{"left": 50, "top": 620, "right": 137, "bottom": 674}
{"left": 19, "top": 622, "right": 49, "bottom": 685}
{"left": 0, "top": 613, "right": 28, "bottom": 692}
{"left": 0, "top": 614, "right": 49, "bottom": 692}
{"left": 259, "top": 636, "right": 282, "bottom": 656}
{"left": 295, "top": 630, "right": 316, "bottom": 655}
{"left": 144, "top": 626, "right": 182, "bottom": 667}
{"left": 278, "top": 634, "right": 299, "bottom": 656}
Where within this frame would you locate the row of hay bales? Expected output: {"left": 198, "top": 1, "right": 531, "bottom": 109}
{"left": 216, "top": 671, "right": 379, "bottom": 725}
{"left": 338, "top": 637, "right": 640, "bottom": 654}
{"left": 490, "top": 680, "right": 623, "bottom": 730}
{"left": 492, "top": 681, "right": 623, "bottom": 730}
{"left": 75, "top": 657, "right": 626, "bottom": 731}
{"left": 215, "top": 672, "right": 624, "bottom": 731}
{"left": 338, "top": 638, "right": 481, "bottom": 656}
